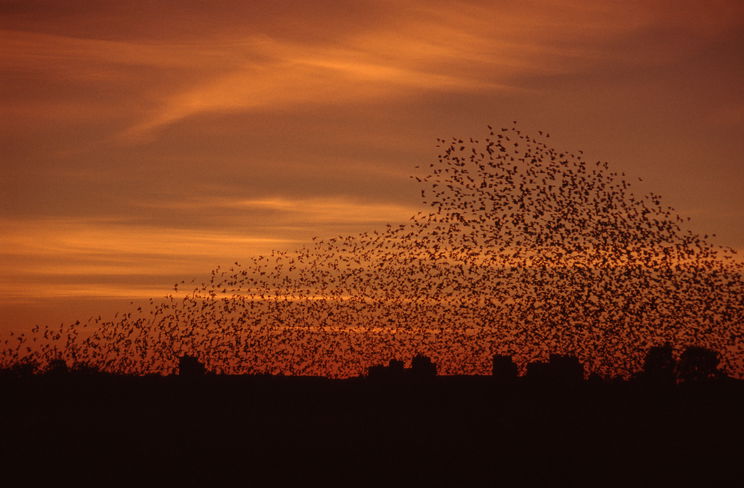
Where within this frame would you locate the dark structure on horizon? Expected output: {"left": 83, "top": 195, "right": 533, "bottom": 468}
{"left": 1, "top": 344, "right": 741, "bottom": 488}
{"left": 492, "top": 354, "right": 518, "bottom": 383}
{"left": 367, "top": 354, "right": 436, "bottom": 379}
{"left": 178, "top": 355, "right": 206, "bottom": 377}
{"left": 1, "top": 344, "right": 730, "bottom": 386}
{"left": 363, "top": 345, "right": 727, "bottom": 385}
{"left": 525, "top": 354, "right": 584, "bottom": 384}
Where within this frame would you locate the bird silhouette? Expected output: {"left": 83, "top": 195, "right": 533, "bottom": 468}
{"left": 2, "top": 126, "right": 742, "bottom": 378}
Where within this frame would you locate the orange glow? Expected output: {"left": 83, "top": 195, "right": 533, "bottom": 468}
{"left": 2, "top": 0, "right": 744, "bottom": 344}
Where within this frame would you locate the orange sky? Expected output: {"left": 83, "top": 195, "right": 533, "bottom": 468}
{"left": 2, "top": 0, "right": 743, "bottom": 330}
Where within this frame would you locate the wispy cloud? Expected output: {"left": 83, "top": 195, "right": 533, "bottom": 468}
{"left": 0, "top": 217, "right": 299, "bottom": 300}
{"left": 3, "top": 0, "right": 743, "bottom": 142}
{"left": 3, "top": 0, "right": 744, "bottom": 329}
{"left": 0, "top": 195, "right": 420, "bottom": 301}
{"left": 108, "top": 1, "right": 644, "bottom": 140}
{"left": 119, "top": 37, "right": 529, "bottom": 140}
{"left": 137, "top": 196, "right": 420, "bottom": 224}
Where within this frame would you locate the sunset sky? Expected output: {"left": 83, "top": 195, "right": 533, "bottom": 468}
{"left": 2, "top": 0, "right": 743, "bottom": 331}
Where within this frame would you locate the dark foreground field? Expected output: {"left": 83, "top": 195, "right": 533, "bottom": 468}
{"left": 1, "top": 372, "right": 742, "bottom": 487}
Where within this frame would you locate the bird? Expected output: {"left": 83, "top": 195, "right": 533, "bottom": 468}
{"left": 3, "top": 125, "right": 742, "bottom": 379}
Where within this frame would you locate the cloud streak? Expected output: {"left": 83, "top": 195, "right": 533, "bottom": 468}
{"left": 0, "top": 195, "right": 420, "bottom": 301}
{"left": 2, "top": 0, "right": 743, "bottom": 330}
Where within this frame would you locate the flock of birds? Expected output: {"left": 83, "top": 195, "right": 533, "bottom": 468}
{"left": 2, "top": 125, "right": 743, "bottom": 378}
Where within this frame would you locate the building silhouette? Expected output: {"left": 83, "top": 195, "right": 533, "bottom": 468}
{"left": 526, "top": 354, "right": 583, "bottom": 384}
{"left": 368, "top": 356, "right": 437, "bottom": 380}
{"left": 492, "top": 354, "right": 518, "bottom": 383}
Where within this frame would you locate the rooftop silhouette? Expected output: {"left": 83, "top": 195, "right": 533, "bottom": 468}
{"left": 1, "top": 344, "right": 741, "bottom": 487}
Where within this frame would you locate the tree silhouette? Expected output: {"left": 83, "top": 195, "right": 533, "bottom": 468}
{"left": 0, "top": 361, "right": 37, "bottom": 378}
{"left": 411, "top": 354, "right": 437, "bottom": 377}
{"left": 678, "top": 346, "right": 721, "bottom": 382}
{"left": 178, "top": 355, "right": 206, "bottom": 376}
{"left": 641, "top": 344, "right": 676, "bottom": 384}
{"left": 71, "top": 362, "right": 100, "bottom": 375}
{"left": 367, "top": 358, "right": 405, "bottom": 379}
{"left": 46, "top": 358, "right": 68, "bottom": 375}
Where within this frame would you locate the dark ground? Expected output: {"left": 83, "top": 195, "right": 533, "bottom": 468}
{"left": 1, "top": 373, "right": 742, "bottom": 487}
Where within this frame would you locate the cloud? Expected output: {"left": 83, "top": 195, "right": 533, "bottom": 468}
{"left": 140, "top": 196, "right": 419, "bottom": 224}
{"left": 117, "top": 0, "right": 744, "bottom": 140}
{"left": 0, "top": 217, "right": 297, "bottom": 300}
{"left": 119, "top": 38, "right": 526, "bottom": 141}
{"left": 0, "top": 194, "right": 421, "bottom": 300}
{"left": 113, "top": 1, "right": 643, "bottom": 140}
{"left": 5, "top": 0, "right": 742, "bottom": 142}
{"left": 2, "top": 0, "right": 744, "bottom": 330}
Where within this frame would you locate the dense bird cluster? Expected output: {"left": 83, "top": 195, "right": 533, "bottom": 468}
{"left": 2, "top": 126, "right": 742, "bottom": 377}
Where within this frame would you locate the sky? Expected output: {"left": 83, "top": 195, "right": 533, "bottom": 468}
{"left": 1, "top": 0, "right": 743, "bottom": 331}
